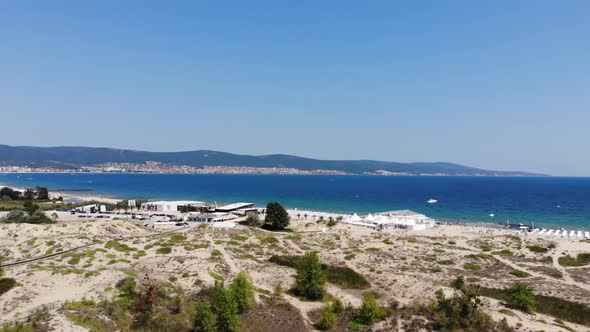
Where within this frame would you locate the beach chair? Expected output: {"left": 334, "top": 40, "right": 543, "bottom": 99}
{"left": 585, "top": 231, "right": 590, "bottom": 239}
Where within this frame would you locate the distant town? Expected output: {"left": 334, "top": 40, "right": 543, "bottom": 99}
{"left": 0, "top": 162, "right": 467, "bottom": 176}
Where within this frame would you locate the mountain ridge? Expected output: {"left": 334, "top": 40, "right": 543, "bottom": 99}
{"left": 0, "top": 145, "right": 546, "bottom": 176}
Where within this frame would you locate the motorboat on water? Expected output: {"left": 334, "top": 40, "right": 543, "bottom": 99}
{"left": 427, "top": 199, "right": 438, "bottom": 204}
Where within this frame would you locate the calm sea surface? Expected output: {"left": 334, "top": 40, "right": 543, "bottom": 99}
{"left": 1, "top": 173, "right": 589, "bottom": 229}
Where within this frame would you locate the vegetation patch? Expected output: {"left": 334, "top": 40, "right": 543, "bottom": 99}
{"left": 463, "top": 263, "right": 481, "bottom": 270}
{"left": 156, "top": 247, "right": 172, "bottom": 254}
{"left": 269, "top": 255, "right": 370, "bottom": 289}
{"left": 0, "top": 278, "right": 17, "bottom": 296}
{"left": 558, "top": 253, "right": 590, "bottom": 267}
{"left": 527, "top": 245, "right": 549, "bottom": 253}
{"left": 491, "top": 249, "right": 513, "bottom": 257}
{"left": 509, "top": 269, "right": 530, "bottom": 278}
{"left": 104, "top": 240, "right": 137, "bottom": 253}
{"left": 479, "top": 285, "right": 590, "bottom": 326}
{"left": 437, "top": 260, "right": 454, "bottom": 265}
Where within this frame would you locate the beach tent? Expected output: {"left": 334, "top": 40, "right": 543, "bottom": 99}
{"left": 348, "top": 213, "right": 362, "bottom": 223}
{"left": 365, "top": 214, "right": 375, "bottom": 222}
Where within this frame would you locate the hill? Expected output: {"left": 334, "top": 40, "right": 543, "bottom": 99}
{"left": 0, "top": 145, "right": 544, "bottom": 176}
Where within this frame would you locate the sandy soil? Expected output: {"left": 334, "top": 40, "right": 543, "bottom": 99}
{"left": 1, "top": 215, "right": 590, "bottom": 331}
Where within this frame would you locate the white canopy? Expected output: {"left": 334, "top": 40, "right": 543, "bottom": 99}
{"left": 365, "top": 214, "right": 375, "bottom": 222}
{"left": 348, "top": 213, "right": 362, "bottom": 222}
{"left": 372, "top": 215, "right": 391, "bottom": 224}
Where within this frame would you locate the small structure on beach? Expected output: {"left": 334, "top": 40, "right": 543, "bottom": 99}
{"left": 76, "top": 204, "right": 106, "bottom": 214}
{"left": 140, "top": 200, "right": 204, "bottom": 212}
{"left": 368, "top": 210, "right": 436, "bottom": 231}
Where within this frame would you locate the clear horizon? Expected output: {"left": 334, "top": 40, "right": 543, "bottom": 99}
{"left": 1, "top": 2, "right": 589, "bottom": 176}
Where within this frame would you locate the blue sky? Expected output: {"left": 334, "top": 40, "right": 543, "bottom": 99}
{"left": 1, "top": 1, "right": 589, "bottom": 176}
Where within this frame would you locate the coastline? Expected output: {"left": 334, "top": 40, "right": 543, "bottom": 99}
{"left": 1, "top": 175, "right": 589, "bottom": 231}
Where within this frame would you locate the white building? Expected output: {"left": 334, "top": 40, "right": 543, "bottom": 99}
{"left": 369, "top": 210, "right": 436, "bottom": 231}
{"left": 140, "top": 200, "right": 204, "bottom": 212}
{"left": 77, "top": 204, "right": 106, "bottom": 213}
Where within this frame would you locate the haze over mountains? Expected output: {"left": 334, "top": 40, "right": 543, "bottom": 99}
{"left": 0, "top": 145, "right": 544, "bottom": 176}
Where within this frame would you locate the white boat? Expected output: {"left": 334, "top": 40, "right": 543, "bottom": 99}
{"left": 427, "top": 199, "right": 438, "bottom": 204}
{"left": 489, "top": 213, "right": 495, "bottom": 217}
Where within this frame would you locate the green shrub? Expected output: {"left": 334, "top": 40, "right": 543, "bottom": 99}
{"left": 230, "top": 271, "right": 255, "bottom": 313}
{"left": 331, "top": 298, "right": 344, "bottom": 314}
{"left": 317, "top": 303, "right": 337, "bottom": 330}
{"left": 156, "top": 247, "right": 172, "bottom": 254}
{"left": 463, "top": 263, "right": 481, "bottom": 270}
{"left": 506, "top": 282, "right": 536, "bottom": 313}
{"left": 210, "top": 281, "right": 238, "bottom": 332}
{"left": 509, "top": 269, "right": 530, "bottom": 278}
{"left": 558, "top": 253, "right": 590, "bottom": 267}
{"left": 437, "top": 259, "right": 454, "bottom": 265}
{"left": 0, "top": 278, "right": 17, "bottom": 296}
{"left": 356, "top": 292, "right": 384, "bottom": 325}
{"left": 293, "top": 251, "right": 326, "bottom": 300}
{"left": 527, "top": 245, "right": 549, "bottom": 253}
{"left": 192, "top": 301, "right": 216, "bottom": 332}
{"left": 269, "top": 254, "right": 369, "bottom": 290}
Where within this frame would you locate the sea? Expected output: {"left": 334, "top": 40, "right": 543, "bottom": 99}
{"left": 1, "top": 173, "right": 589, "bottom": 230}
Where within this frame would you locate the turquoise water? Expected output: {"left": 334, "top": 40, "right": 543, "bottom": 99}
{"left": 1, "top": 173, "right": 589, "bottom": 229}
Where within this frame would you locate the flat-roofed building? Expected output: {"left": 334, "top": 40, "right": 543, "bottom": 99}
{"left": 215, "top": 202, "right": 255, "bottom": 213}
{"left": 141, "top": 200, "right": 205, "bottom": 212}
{"left": 370, "top": 210, "right": 436, "bottom": 231}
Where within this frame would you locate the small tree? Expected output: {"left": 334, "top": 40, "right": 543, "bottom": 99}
{"left": 451, "top": 275, "right": 465, "bottom": 291}
{"left": 24, "top": 189, "right": 35, "bottom": 200}
{"left": 215, "top": 286, "right": 238, "bottom": 332}
{"left": 327, "top": 217, "right": 337, "bottom": 227}
{"left": 264, "top": 202, "right": 290, "bottom": 231}
{"left": 230, "top": 271, "right": 255, "bottom": 313}
{"left": 35, "top": 186, "right": 49, "bottom": 200}
{"left": 507, "top": 282, "right": 536, "bottom": 313}
{"left": 293, "top": 251, "right": 326, "bottom": 300}
{"left": 192, "top": 301, "right": 216, "bottom": 332}
{"left": 317, "top": 303, "right": 337, "bottom": 330}
{"left": 356, "top": 292, "right": 384, "bottom": 325}
{"left": 23, "top": 201, "right": 39, "bottom": 216}
{"left": 245, "top": 214, "right": 261, "bottom": 227}
{"left": 331, "top": 298, "right": 344, "bottom": 314}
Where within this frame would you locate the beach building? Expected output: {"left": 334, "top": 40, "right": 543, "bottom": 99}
{"left": 215, "top": 202, "right": 255, "bottom": 213}
{"left": 140, "top": 200, "right": 204, "bottom": 212}
{"left": 76, "top": 204, "right": 106, "bottom": 214}
{"left": 369, "top": 210, "right": 436, "bottom": 231}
